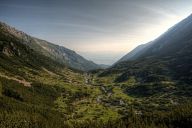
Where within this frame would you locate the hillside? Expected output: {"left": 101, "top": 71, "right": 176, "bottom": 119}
{"left": 116, "top": 42, "right": 153, "bottom": 63}
{"left": 0, "top": 22, "right": 100, "bottom": 71}
{"left": 102, "top": 14, "right": 192, "bottom": 84}
{"left": 117, "top": 14, "right": 192, "bottom": 63}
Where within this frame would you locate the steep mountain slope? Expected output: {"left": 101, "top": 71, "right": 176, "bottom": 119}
{"left": 0, "top": 27, "right": 64, "bottom": 75}
{"left": 116, "top": 42, "right": 153, "bottom": 63}
{"left": 118, "top": 14, "right": 192, "bottom": 62}
{"left": 101, "top": 14, "right": 192, "bottom": 84}
{"left": 139, "top": 14, "right": 192, "bottom": 58}
{"left": 0, "top": 22, "right": 99, "bottom": 71}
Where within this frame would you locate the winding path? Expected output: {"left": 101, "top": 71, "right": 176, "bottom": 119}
{"left": 0, "top": 73, "right": 31, "bottom": 87}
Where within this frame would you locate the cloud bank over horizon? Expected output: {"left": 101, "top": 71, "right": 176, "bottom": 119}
{"left": 1, "top": 0, "right": 192, "bottom": 64}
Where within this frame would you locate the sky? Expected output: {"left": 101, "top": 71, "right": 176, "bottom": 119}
{"left": 0, "top": 0, "right": 192, "bottom": 65}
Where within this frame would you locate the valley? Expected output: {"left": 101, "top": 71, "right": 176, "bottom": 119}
{"left": 1, "top": 61, "right": 191, "bottom": 128}
{"left": 0, "top": 14, "right": 192, "bottom": 128}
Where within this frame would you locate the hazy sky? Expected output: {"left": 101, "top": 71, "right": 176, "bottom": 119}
{"left": 0, "top": 0, "right": 192, "bottom": 65}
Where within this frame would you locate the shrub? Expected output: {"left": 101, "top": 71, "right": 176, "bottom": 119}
{"left": 3, "top": 88, "right": 23, "bottom": 101}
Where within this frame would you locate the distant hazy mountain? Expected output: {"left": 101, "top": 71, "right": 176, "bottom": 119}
{"left": 102, "top": 14, "right": 192, "bottom": 83}
{"left": 0, "top": 22, "right": 100, "bottom": 71}
{"left": 98, "top": 64, "right": 110, "bottom": 69}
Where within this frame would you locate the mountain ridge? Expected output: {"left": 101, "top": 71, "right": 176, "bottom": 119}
{"left": 116, "top": 41, "right": 153, "bottom": 63}
{"left": 116, "top": 14, "right": 192, "bottom": 63}
{"left": 0, "top": 21, "right": 100, "bottom": 71}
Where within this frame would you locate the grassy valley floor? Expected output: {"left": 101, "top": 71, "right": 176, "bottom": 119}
{"left": 0, "top": 65, "right": 192, "bottom": 128}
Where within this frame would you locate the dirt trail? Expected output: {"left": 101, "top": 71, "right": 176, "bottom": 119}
{"left": 42, "top": 67, "right": 58, "bottom": 76}
{"left": 0, "top": 73, "right": 31, "bottom": 87}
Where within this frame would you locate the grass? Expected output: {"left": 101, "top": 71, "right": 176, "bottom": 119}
{"left": 72, "top": 103, "right": 119, "bottom": 122}
{"left": 111, "top": 87, "right": 133, "bottom": 102}
{"left": 0, "top": 47, "right": 192, "bottom": 128}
